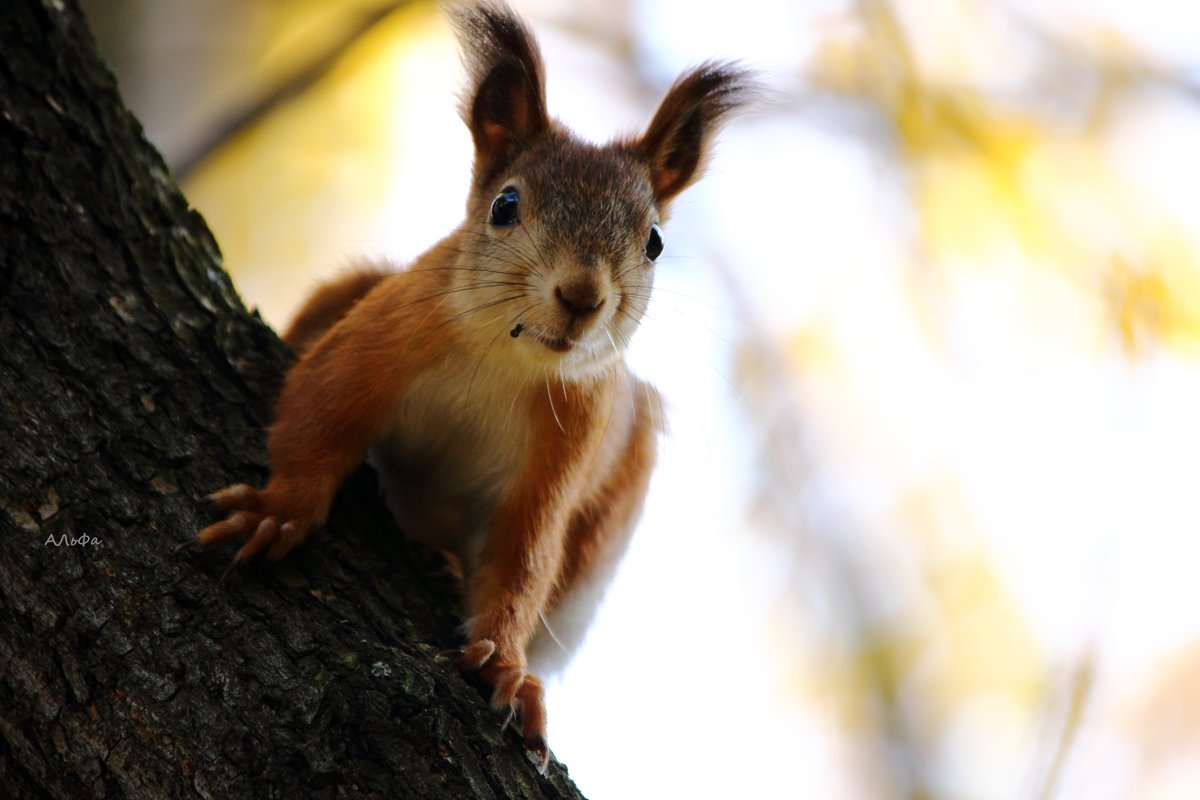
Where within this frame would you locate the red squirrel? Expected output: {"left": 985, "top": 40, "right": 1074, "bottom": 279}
{"left": 192, "top": 0, "right": 754, "bottom": 771}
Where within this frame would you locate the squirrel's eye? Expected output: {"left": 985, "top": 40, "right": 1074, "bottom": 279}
{"left": 489, "top": 186, "right": 520, "bottom": 226}
{"left": 644, "top": 223, "right": 663, "bottom": 261}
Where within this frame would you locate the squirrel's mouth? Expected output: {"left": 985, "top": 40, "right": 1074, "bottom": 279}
{"left": 532, "top": 332, "right": 572, "bottom": 353}
{"left": 510, "top": 323, "right": 575, "bottom": 353}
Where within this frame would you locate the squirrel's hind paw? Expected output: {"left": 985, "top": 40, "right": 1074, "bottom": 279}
{"left": 446, "top": 639, "right": 550, "bottom": 772}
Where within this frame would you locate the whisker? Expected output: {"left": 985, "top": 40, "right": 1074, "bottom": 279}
{"left": 612, "top": 260, "right": 651, "bottom": 285}
{"left": 639, "top": 285, "right": 767, "bottom": 333}
{"left": 402, "top": 292, "right": 529, "bottom": 352}
{"left": 418, "top": 261, "right": 529, "bottom": 279}
{"left": 545, "top": 374, "right": 564, "bottom": 434}
{"left": 459, "top": 225, "right": 548, "bottom": 280}
{"left": 516, "top": 222, "right": 553, "bottom": 280}
{"left": 538, "top": 610, "right": 569, "bottom": 657}
{"left": 612, "top": 304, "right": 658, "bottom": 335}
{"left": 609, "top": 320, "right": 633, "bottom": 350}
{"left": 505, "top": 299, "right": 539, "bottom": 335}
{"left": 377, "top": 281, "right": 531, "bottom": 319}
{"left": 603, "top": 327, "right": 620, "bottom": 361}
{"left": 438, "top": 247, "right": 533, "bottom": 275}
{"left": 454, "top": 292, "right": 529, "bottom": 322}
{"left": 465, "top": 312, "right": 511, "bottom": 401}
{"left": 434, "top": 237, "right": 538, "bottom": 275}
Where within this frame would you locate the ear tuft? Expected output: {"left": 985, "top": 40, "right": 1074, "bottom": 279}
{"left": 448, "top": 1, "right": 549, "bottom": 187}
{"left": 634, "top": 61, "right": 759, "bottom": 206}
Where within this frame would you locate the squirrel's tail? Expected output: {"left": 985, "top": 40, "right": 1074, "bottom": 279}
{"left": 282, "top": 264, "right": 390, "bottom": 355}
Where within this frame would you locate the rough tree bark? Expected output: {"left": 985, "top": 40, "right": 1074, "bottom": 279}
{"left": 0, "top": 2, "right": 587, "bottom": 797}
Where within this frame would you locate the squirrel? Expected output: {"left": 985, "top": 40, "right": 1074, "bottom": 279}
{"left": 191, "top": 0, "right": 755, "bottom": 772}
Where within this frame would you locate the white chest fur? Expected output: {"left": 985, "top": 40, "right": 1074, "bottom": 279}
{"left": 369, "top": 348, "right": 534, "bottom": 558}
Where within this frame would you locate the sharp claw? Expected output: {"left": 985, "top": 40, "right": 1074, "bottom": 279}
{"left": 265, "top": 520, "right": 298, "bottom": 560}
{"left": 531, "top": 741, "right": 549, "bottom": 775}
{"left": 195, "top": 512, "right": 253, "bottom": 551}
{"left": 174, "top": 539, "right": 196, "bottom": 554}
{"left": 500, "top": 706, "right": 516, "bottom": 733}
{"left": 240, "top": 516, "right": 278, "bottom": 562}
{"left": 437, "top": 648, "right": 465, "bottom": 663}
{"left": 461, "top": 639, "right": 496, "bottom": 671}
{"left": 218, "top": 556, "right": 240, "bottom": 585}
{"left": 208, "top": 483, "right": 250, "bottom": 506}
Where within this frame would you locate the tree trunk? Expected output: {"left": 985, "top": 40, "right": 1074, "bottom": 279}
{"left": 0, "top": 2, "right": 586, "bottom": 797}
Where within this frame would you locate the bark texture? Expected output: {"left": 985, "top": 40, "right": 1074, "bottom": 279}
{"left": 0, "top": 2, "right": 586, "bottom": 797}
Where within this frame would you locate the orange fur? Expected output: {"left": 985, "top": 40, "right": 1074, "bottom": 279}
{"left": 283, "top": 266, "right": 390, "bottom": 355}
{"left": 550, "top": 378, "right": 661, "bottom": 609}
{"left": 193, "top": 0, "right": 755, "bottom": 772}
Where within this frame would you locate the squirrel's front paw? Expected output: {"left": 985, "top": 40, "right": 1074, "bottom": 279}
{"left": 451, "top": 638, "right": 549, "bottom": 772}
{"left": 187, "top": 482, "right": 318, "bottom": 566}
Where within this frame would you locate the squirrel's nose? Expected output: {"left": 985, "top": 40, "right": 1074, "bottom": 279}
{"left": 554, "top": 281, "right": 604, "bottom": 319}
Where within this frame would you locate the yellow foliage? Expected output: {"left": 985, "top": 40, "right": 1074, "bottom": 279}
{"left": 809, "top": 0, "right": 1200, "bottom": 355}
{"left": 1103, "top": 247, "right": 1200, "bottom": 354}
{"left": 183, "top": 2, "right": 446, "bottom": 328}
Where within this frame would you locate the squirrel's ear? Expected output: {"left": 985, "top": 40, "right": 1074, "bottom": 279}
{"left": 634, "top": 62, "right": 757, "bottom": 206}
{"left": 451, "top": 2, "right": 549, "bottom": 187}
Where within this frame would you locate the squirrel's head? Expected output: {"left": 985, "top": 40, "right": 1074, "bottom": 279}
{"left": 445, "top": 1, "right": 756, "bottom": 377}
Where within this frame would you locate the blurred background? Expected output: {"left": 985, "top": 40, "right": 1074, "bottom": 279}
{"left": 81, "top": 0, "right": 1200, "bottom": 797}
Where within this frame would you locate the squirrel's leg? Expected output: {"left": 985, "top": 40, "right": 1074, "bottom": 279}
{"left": 528, "top": 380, "right": 662, "bottom": 674}
{"left": 456, "top": 380, "right": 611, "bottom": 772}
{"left": 193, "top": 272, "right": 445, "bottom": 565}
